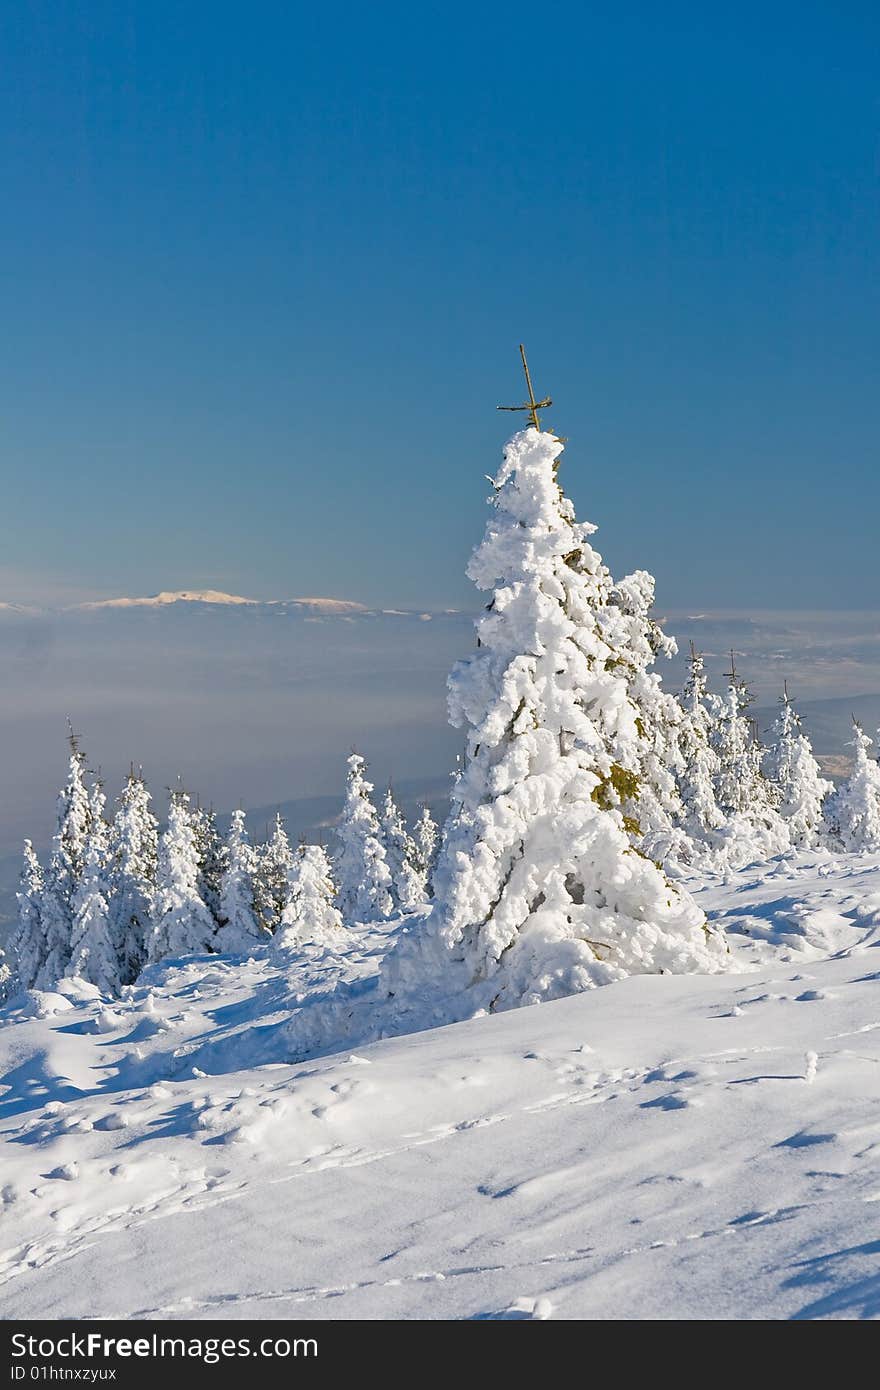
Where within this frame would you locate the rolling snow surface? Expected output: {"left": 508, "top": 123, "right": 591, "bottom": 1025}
{"left": 2, "top": 852, "right": 880, "bottom": 1320}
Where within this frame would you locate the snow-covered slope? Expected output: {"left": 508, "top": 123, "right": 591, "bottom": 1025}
{"left": 2, "top": 853, "right": 880, "bottom": 1320}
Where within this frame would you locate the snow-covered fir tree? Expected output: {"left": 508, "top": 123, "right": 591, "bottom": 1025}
{"left": 711, "top": 655, "right": 789, "bottom": 866}
{"left": 217, "top": 809, "right": 265, "bottom": 953}
{"left": 253, "top": 813, "right": 294, "bottom": 933}
{"left": 825, "top": 722, "right": 880, "bottom": 852}
{"left": 379, "top": 787, "right": 423, "bottom": 911}
{"left": 334, "top": 754, "right": 393, "bottom": 923}
{"left": 192, "top": 804, "right": 226, "bottom": 933}
{"left": 37, "top": 735, "right": 91, "bottom": 988}
{"left": 67, "top": 782, "right": 118, "bottom": 995}
{"left": 412, "top": 804, "right": 439, "bottom": 898}
{"left": 148, "top": 792, "right": 217, "bottom": 961}
{"left": 676, "top": 643, "right": 723, "bottom": 835}
{"left": 603, "top": 569, "right": 687, "bottom": 849}
{"left": 764, "top": 687, "right": 831, "bottom": 847}
{"left": 713, "top": 656, "right": 766, "bottom": 816}
{"left": 379, "top": 428, "right": 725, "bottom": 1018}
{"left": 12, "top": 840, "right": 45, "bottom": 991}
{"left": 275, "top": 843, "right": 343, "bottom": 951}
{"left": 107, "top": 770, "right": 158, "bottom": 985}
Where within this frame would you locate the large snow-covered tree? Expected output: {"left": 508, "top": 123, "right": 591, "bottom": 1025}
{"left": 12, "top": 841, "right": 45, "bottom": 991}
{"left": 148, "top": 792, "right": 217, "bottom": 961}
{"left": 67, "top": 783, "right": 118, "bottom": 995}
{"left": 334, "top": 755, "right": 394, "bottom": 923}
{"left": 825, "top": 722, "right": 880, "bottom": 852}
{"left": 381, "top": 428, "right": 725, "bottom": 1016}
{"left": 217, "top": 809, "right": 265, "bottom": 953}
{"left": 253, "top": 813, "right": 294, "bottom": 934}
{"left": 764, "top": 688, "right": 831, "bottom": 847}
{"left": 107, "top": 770, "right": 158, "bottom": 985}
{"left": 37, "top": 739, "right": 91, "bottom": 988}
{"left": 275, "top": 843, "right": 343, "bottom": 951}
{"left": 379, "top": 788, "right": 423, "bottom": 911}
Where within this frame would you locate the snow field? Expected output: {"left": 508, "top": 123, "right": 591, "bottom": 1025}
{"left": 2, "top": 851, "right": 880, "bottom": 1319}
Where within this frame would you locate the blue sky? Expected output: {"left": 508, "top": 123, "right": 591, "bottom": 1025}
{"left": 1, "top": 3, "right": 878, "bottom": 609}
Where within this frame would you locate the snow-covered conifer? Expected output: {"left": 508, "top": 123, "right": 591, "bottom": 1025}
{"left": 88, "top": 777, "right": 108, "bottom": 851}
{"left": 412, "top": 805, "right": 439, "bottom": 898}
{"left": 275, "top": 843, "right": 343, "bottom": 951}
{"left": 192, "top": 805, "right": 226, "bottom": 932}
{"left": 253, "top": 813, "right": 294, "bottom": 933}
{"left": 12, "top": 841, "right": 45, "bottom": 990}
{"left": 825, "top": 722, "right": 880, "bottom": 851}
{"left": 764, "top": 688, "right": 831, "bottom": 847}
{"left": 37, "top": 737, "right": 91, "bottom": 988}
{"left": 334, "top": 755, "right": 394, "bottom": 923}
{"left": 711, "top": 655, "right": 789, "bottom": 866}
{"left": 217, "top": 809, "right": 265, "bottom": 953}
{"left": 68, "top": 785, "right": 118, "bottom": 995}
{"left": 381, "top": 429, "right": 724, "bottom": 1015}
{"left": 108, "top": 770, "right": 158, "bottom": 985}
{"left": 149, "top": 792, "right": 217, "bottom": 961}
{"left": 676, "top": 644, "right": 723, "bottom": 834}
{"left": 713, "top": 657, "right": 766, "bottom": 816}
{"left": 379, "top": 788, "right": 423, "bottom": 911}
{"left": 603, "top": 569, "right": 686, "bottom": 844}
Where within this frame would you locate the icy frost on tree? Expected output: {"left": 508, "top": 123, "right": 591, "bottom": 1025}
{"left": 379, "top": 429, "right": 725, "bottom": 1017}
{"left": 253, "top": 813, "right": 294, "bottom": 934}
{"left": 764, "top": 689, "right": 831, "bottom": 847}
{"left": 217, "top": 809, "right": 265, "bottom": 953}
{"left": 67, "top": 784, "right": 119, "bottom": 995}
{"left": 108, "top": 771, "right": 158, "bottom": 985}
{"left": 149, "top": 793, "right": 217, "bottom": 961}
{"left": 12, "top": 841, "right": 46, "bottom": 991}
{"left": 275, "top": 843, "right": 343, "bottom": 951}
{"left": 37, "top": 743, "right": 91, "bottom": 988}
{"left": 379, "top": 788, "right": 423, "bottom": 911}
{"left": 825, "top": 722, "right": 880, "bottom": 852}
{"left": 334, "top": 755, "right": 394, "bottom": 923}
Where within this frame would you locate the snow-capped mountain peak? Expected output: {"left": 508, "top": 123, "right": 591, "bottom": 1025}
{"left": 76, "top": 590, "right": 259, "bottom": 610}
{"left": 73, "top": 591, "right": 368, "bottom": 613}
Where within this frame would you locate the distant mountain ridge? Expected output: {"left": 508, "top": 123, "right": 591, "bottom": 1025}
{"left": 0, "top": 591, "right": 445, "bottom": 617}
{"left": 74, "top": 590, "right": 370, "bottom": 614}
